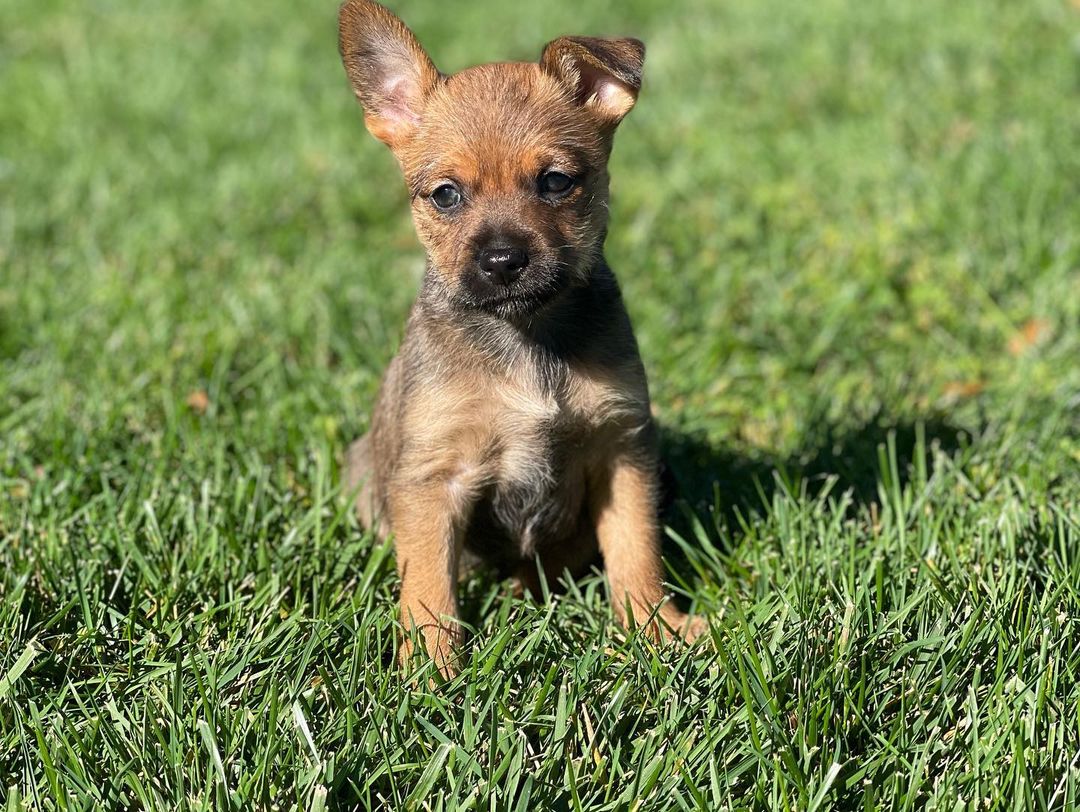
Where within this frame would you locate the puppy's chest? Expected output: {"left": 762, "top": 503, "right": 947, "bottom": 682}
{"left": 486, "top": 389, "right": 588, "bottom": 549}
{"left": 478, "top": 371, "right": 640, "bottom": 553}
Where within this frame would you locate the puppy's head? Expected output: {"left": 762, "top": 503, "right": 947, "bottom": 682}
{"left": 339, "top": 0, "right": 644, "bottom": 318}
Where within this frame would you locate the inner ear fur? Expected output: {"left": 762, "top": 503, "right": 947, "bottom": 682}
{"left": 339, "top": 0, "right": 441, "bottom": 147}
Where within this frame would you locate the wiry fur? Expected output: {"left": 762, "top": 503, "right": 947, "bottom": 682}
{"left": 339, "top": 0, "right": 705, "bottom": 675}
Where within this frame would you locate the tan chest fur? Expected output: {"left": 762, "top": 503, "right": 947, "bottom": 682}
{"left": 399, "top": 359, "right": 648, "bottom": 553}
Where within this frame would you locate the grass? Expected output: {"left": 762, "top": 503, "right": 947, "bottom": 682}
{"left": 2, "top": 0, "right": 1079, "bottom": 807}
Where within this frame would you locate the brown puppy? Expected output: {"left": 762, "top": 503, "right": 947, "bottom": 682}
{"left": 338, "top": 0, "right": 704, "bottom": 674}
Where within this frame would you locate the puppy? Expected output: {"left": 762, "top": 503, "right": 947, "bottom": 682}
{"left": 338, "top": 0, "right": 704, "bottom": 674}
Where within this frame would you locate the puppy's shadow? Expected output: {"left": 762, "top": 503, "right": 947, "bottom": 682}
{"left": 658, "top": 412, "right": 972, "bottom": 552}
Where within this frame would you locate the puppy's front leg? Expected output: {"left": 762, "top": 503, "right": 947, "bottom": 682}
{"left": 390, "top": 483, "right": 467, "bottom": 677}
{"left": 591, "top": 456, "right": 705, "bottom": 643}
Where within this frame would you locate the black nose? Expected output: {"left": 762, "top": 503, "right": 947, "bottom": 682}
{"left": 477, "top": 246, "right": 528, "bottom": 285}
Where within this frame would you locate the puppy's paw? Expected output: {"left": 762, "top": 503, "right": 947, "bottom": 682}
{"left": 657, "top": 607, "right": 710, "bottom": 646}
{"left": 398, "top": 627, "right": 462, "bottom": 684}
{"left": 677, "top": 612, "right": 710, "bottom": 644}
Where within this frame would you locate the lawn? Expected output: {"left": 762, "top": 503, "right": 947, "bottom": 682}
{"left": 2, "top": 0, "right": 1079, "bottom": 808}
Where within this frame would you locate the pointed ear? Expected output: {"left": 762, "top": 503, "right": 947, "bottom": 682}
{"left": 540, "top": 36, "right": 645, "bottom": 127}
{"left": 339, "top": 0, "right": 440, "bottom": 148}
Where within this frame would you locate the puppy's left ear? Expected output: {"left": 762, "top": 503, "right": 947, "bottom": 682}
{"left": 339, "top": 0, "right": 440, "bottom": 149}
{"left": 540, "top": 36, "right": 645, "bottom": 128}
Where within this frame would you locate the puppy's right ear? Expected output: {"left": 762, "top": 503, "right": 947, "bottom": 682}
{"left": 339, "top": 0, "right": 440, "bottom": 149}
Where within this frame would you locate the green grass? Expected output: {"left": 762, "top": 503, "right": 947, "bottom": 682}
{"left": 2, "top": 0, "right": 1079, "bottom": 807}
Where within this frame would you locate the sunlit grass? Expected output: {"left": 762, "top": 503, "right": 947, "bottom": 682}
{"left": 2, "top": 0, "right": 1079, "bottom": 807}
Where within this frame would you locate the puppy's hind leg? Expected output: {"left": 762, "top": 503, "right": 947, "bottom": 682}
{"left": 345, "top": 434, "right": 384, "bottom": 537}
{"left": 513, "top": 534, "right": 600, "bottom": 599}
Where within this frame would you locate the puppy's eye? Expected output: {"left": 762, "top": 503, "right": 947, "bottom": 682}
{"left": 538, "top": 171, "right": 576, "bottom": 199}
{"left": 430, "top": 183, "right": 463, "bottom": 211}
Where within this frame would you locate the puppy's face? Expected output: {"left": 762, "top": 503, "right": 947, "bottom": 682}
{"left": 397, "top": 66, "right": 614, "bottom": 317}
{"left": 340, "top": 0, "right": 644, "bottom": 318}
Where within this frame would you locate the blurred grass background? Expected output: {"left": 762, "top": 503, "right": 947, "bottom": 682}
{"left": 1, "top": 0, "right": 1079, "bottom": 808}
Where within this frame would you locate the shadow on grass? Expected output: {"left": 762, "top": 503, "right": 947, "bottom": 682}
{"left": 658, "top": 411, "right": 973, "bottom": 545}
{"left": 452, "top": 412, "right": 976, "bottom": 670}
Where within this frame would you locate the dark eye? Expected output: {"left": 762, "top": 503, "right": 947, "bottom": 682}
{"left": 430, "top": 183, "right": 463, "bottom": 211}
{"left": 538, "top": 171, "right": 576, "bottom": 199}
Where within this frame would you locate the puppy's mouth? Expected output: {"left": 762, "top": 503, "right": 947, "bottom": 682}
{"left": 460, "top": 262, "right": 570, "bottom": 318}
